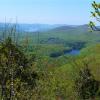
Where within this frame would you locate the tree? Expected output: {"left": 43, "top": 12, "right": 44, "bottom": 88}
{"left": 89, "top": 1, "right": 100, "bottom": 31}
{"left": 0, "top": 37, "right": 37, "bottom": 100}
{"left": 75, "top": 66, "right": 100, "bottom": 100}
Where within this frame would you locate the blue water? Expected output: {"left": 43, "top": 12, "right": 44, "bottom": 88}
{"left": 50, "top": 49, "right": 80, "bottom": 58}
{"left": 69, "top": 49, "right": 80, "bottom": 55}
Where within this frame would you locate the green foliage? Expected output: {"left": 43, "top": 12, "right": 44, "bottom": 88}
{"left": 89, "top": 1, "right": 100, "bottom": 31}
{"left": 75, "top": 66, "right": 100, "bottom": 99}
{"left": 0, "top": 37, "right": 37, "bottom": 100}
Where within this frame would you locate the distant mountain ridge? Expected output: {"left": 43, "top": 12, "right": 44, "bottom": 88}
{"left": 47, "top": 24, "right": 89, "bottom": 33}
{"left": 0, "top": 23, "right": 88, "bottom": 32}
{"left": 0, "top": 23, "right": 68, "bottom": 32}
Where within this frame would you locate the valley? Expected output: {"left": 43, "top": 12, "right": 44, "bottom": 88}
{"left": 0, "top": 23, "right": 100, "bottom": 99}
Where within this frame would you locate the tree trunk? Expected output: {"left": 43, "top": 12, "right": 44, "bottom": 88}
{"left": 10, "top": 69, "right": 15, "bottom": 100}
{"left": 1, "top": 79, "right": 7, "bottom": 100}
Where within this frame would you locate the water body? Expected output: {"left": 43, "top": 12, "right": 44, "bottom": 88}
{"left": 50, "top": 49, "right": 80, "bottom": 58}
{"left": 67, "top": 49, "right": 80, "bottom": 55}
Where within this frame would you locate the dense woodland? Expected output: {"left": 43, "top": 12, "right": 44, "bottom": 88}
{"left": 0, "top": 1, "right": 100, "bottom": 100}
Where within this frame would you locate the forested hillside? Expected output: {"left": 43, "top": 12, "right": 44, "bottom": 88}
{"left": 0, "top": 22, "right": 100, "bottom": 99}
{"left": 0, "top": 0, "right": 100, "bottom": 100}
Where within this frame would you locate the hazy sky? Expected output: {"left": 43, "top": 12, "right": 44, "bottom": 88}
{"left": 0, "top": 0, "right": 99, "bottom": 25}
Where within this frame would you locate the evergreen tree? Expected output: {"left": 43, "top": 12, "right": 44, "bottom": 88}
{"left": 75, "top": 67, "right": 100, "bottom": 99}
{"left": 0, "top": 37, "right": 37, "bottom": 100}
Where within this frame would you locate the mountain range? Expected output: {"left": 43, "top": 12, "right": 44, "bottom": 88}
{"left": 0, "top": 23, "right": 68, "bottom": 32}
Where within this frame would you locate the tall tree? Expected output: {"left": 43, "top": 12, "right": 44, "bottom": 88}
{"left": 0, "top": 37, "right": 37, "bottom": 100}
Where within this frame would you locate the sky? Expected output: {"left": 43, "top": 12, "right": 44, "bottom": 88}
{"left": 0, "top": 0, "right": 99, "bottom": 25}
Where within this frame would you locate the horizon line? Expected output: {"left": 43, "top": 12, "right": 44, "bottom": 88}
{"left": 0, "top": 21, "right": 88, "bottom": 26}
